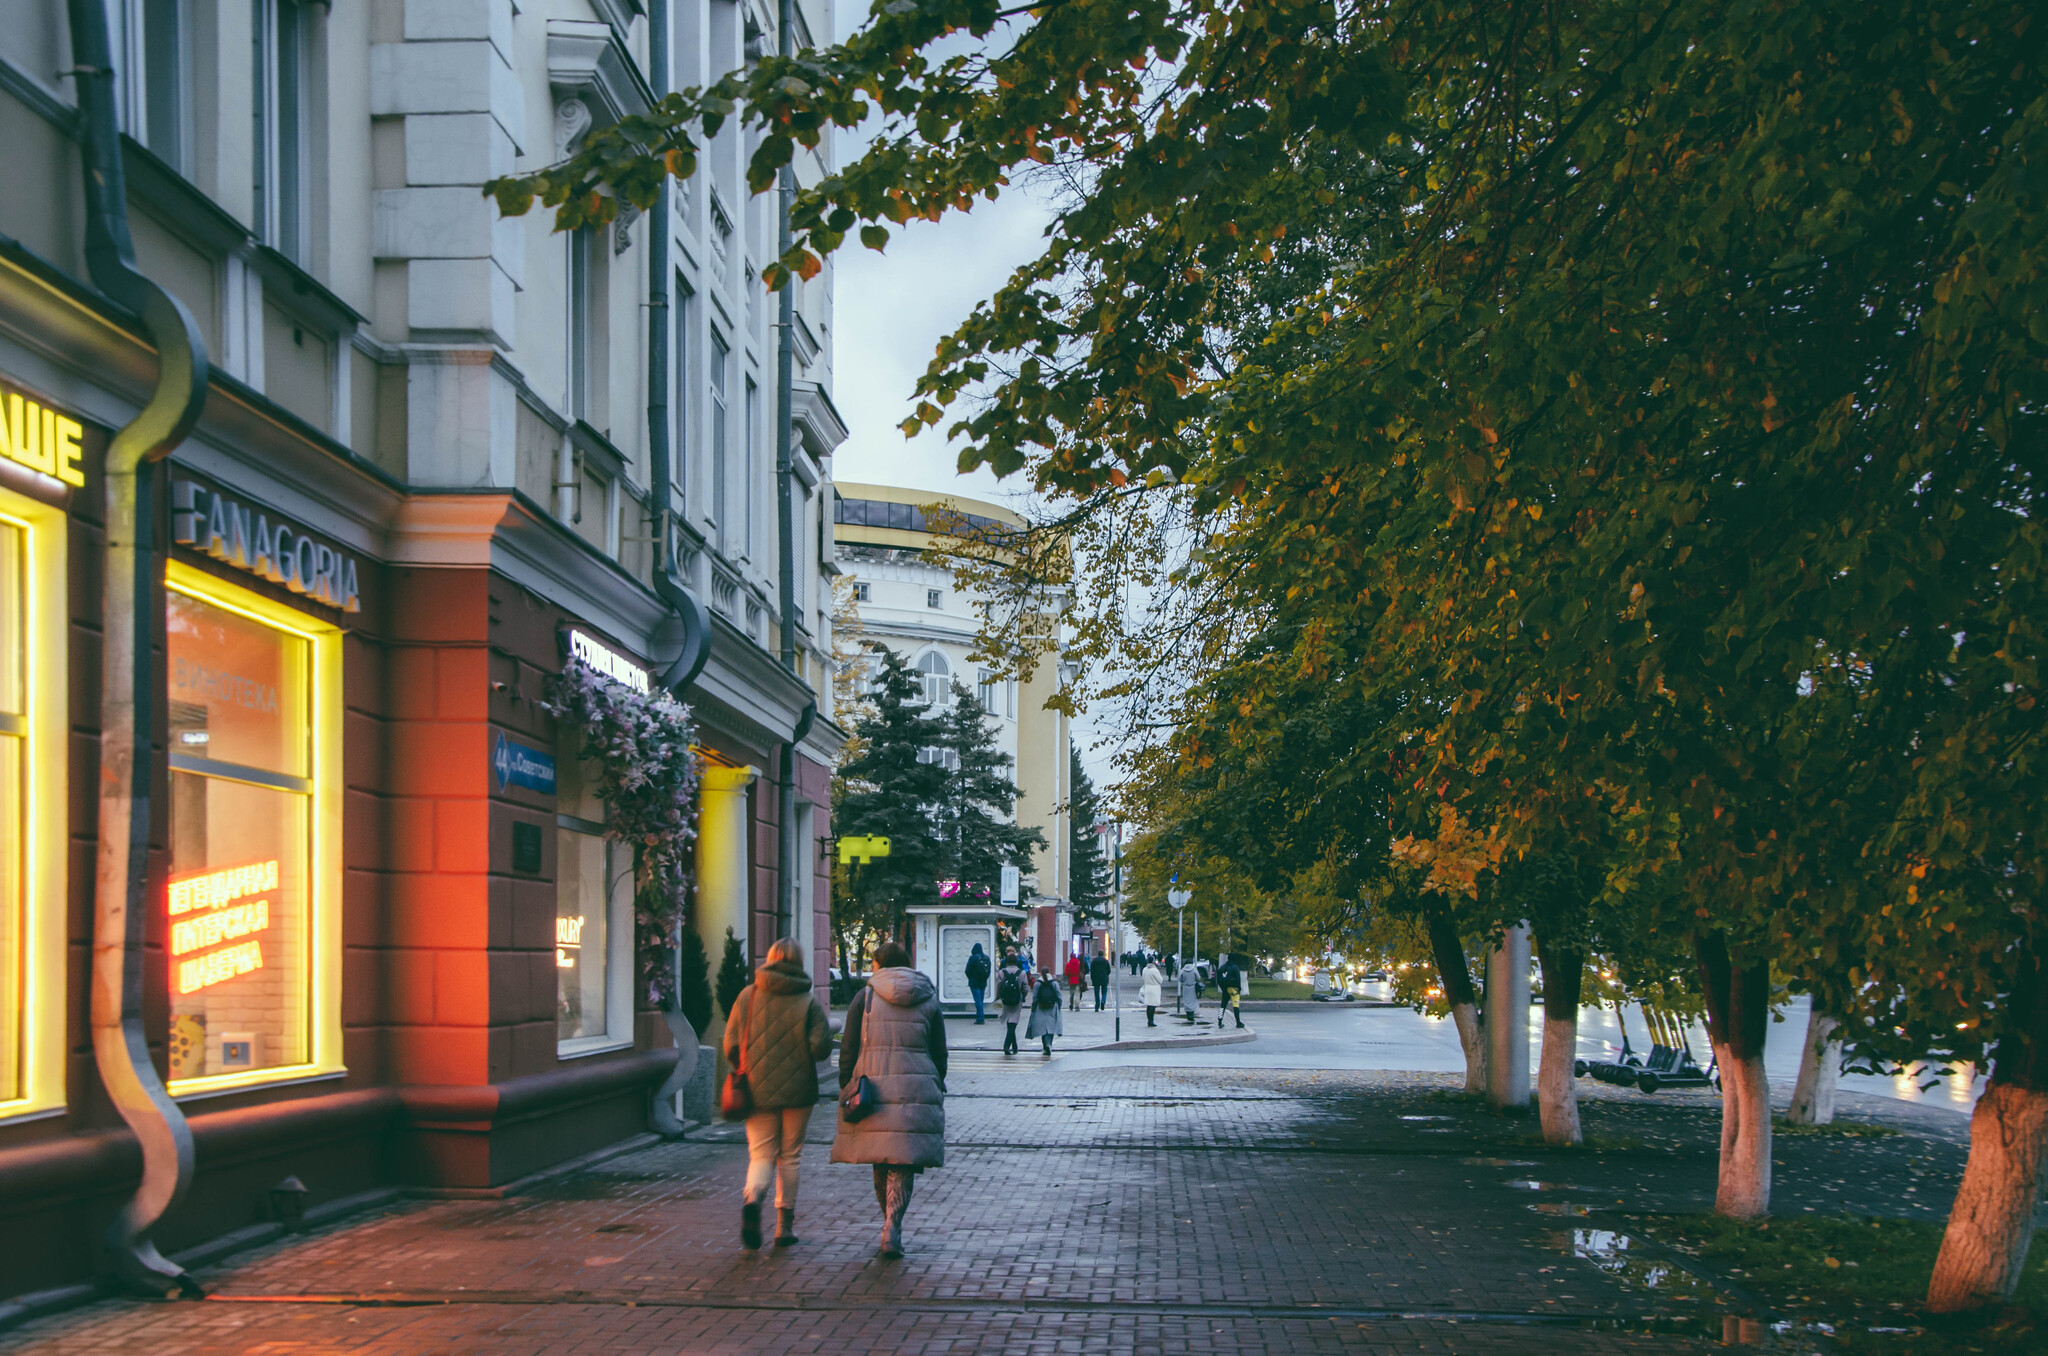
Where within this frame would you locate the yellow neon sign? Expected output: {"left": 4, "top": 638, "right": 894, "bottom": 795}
{"left": 0, "top": 392, "right": 84, "bottom": 488}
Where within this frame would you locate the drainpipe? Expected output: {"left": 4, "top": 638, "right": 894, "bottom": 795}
{"left": 642, "top": 0, "right": 712, "bottom": 1135}
{"left": 772, "top": 0, "right": 807, "bottom": 942}
{"left": 67, "top": 0, "right": 210, "bottom": 1298}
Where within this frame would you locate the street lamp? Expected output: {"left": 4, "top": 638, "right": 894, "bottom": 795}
{"left": 1168, "top": 886, "right": 1190, "bottom": 974}
{"left": 1094, "top": 822, "right": 1124, "bottom": 1040}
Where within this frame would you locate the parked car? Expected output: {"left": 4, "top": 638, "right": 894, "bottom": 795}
{"left": 828, "top": 967, "right": 870, "bottom": 1005}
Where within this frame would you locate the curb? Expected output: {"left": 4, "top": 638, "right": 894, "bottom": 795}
{"left": 1090, "top": 1031, "right": 1258, "bottom": 1053}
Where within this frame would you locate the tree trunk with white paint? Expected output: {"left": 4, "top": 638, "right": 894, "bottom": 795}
{"left": 1785, "top": 1007, "right": 1840, "bottom": 1126}
{"left": 1535, "top": 940, "right": 1583, "bottom": 1146}
{"left": 1426, "top": 906, "right": 1486, "bottom": 1095}
{"left": 1929, "top": 948, "right": 2048, "bottom": 1311}
{"left": 1698, "top": 933, "right": 1772, "bottom": 1219}
{"left": 1451, "top": 1001, "right": 1487, "bottom": 1095}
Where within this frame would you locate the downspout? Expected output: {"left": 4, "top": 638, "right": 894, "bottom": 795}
{"left": 67, "top": 0, "right": 210, "bottom": 1297}
{"left": 773, "top": 0, "right": 806, "bottom": 942}
{"left": 642, "top": 0, "right": 711, "bottom": 1136}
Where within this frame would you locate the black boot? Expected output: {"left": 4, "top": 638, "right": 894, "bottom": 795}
{"left": 741, "top": 1199, "right": 762, "bottom": 1251}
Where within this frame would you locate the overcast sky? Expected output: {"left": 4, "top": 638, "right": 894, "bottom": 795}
{"left": 823, "top": 18, "right": 1129, "bottom": 806}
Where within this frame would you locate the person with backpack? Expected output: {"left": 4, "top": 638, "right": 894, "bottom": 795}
{"left": 1089, "top": 951, "right": 1113, "bottom": 1011}
{"left": 965, "top": 942, "right": 992, "bottom": 1024}
{"left": 1063, "top": 952, "right": 1084, "bottom": 1011}
{"left": 832, "top": 939, "right": 948, "bottom": 1258}
{"left": 995, "top": 950, "right": 1027, "bottom": 1055}
{"left": 1025, "top": 968, "right": 1065, "bottom": 1055}
{"left": 1177, "top": 959, "right": 1203, "bottom": 1023}
{"left": 1217, "top": 954, "right": 1246, "bottom": 1029}
{"left": 720, "top": 937, "right": 834, "bottom": 1250}
{"left": 1140, "top": 956, "right": 1164, "bottom": 1026}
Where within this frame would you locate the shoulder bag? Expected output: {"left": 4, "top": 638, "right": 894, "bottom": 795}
{"left": 719, "top": 994, "right": 754, "bottom": 1121}
{"left": 840, "top": 990, "right": 880, "bottom": 1123}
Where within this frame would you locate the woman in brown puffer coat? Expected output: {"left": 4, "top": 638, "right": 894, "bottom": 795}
{"left": 831, "top": 939, "right": 947, "bottom": 1257}
{"left": 722, "top": 937, "right": 833, "bottom": 1250}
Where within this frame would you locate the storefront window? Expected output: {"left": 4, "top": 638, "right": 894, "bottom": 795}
{"left": 0, "top": 518, "right": 26, "bottom": 1102}
{"left": 0, "top": 487, "right": 67, "bottom": 1118}
{"left": 165, "top": 572, "right": 337, "bottom": 1091}
{"left": 555, "top": 733, "right": 627, "bottom": 1051}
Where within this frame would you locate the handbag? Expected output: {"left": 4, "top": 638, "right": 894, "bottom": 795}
{"left": 719, "top": 1001, "right": 754, "bottom": 1122}
{"left": 839, "top": 991, "right": 881, "bottom": 1123}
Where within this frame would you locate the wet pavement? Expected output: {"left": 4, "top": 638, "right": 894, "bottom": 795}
{"left": 0, "top": 1005, "right": 1993, "bottom": 1354}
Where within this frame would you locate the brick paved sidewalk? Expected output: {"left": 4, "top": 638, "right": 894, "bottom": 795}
{"left": 6, "top": 1063, "right": 1973, "bottom": 1355}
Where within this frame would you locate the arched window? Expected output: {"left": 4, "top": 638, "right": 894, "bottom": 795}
{"left": 915, "top": 651, "right": 950, "bottom": 706}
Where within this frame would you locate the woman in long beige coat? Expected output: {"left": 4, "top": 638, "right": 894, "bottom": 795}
{"left": 831, "top": 939, "right": 947, "bottom": 1257}
{"left": 722, "top": 937, "right": 833, "bottom": 1250}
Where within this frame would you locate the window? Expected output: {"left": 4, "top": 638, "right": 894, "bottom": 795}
{"left": 164, "top": 565, "right": 341, "bottom": 1093}
{"left": 710, "top": 332, "right": 730, "bottom": 547}
{"left": 672, "top": 275, "right": 692, "bottom": 514}
{"left": 0, "top": 487, "right": 66, "bottom": 1118}
{"left": 555, "top": 731, "right": 632, "bottom": 1053}
{"left": 977, "top": 669, "right": 998, "bottom": 716}
{"left": 253, "top": 0, "right": 310, "bottom": 261}
{"left": 743, "top": 378, "right": 759, "bottom": 560}
{"left": 568, "top": 228, "right": 594, "bottom": 419}
{"left": 1006, "top": 678, "right": 1016, "bottom": 719}
{"left": 915, "top": 650, "right": 949, "bottom": 706}
{"left": 926, "top": 588, "right": 942, "bottom": 610}
{"left": 131, "top": 0, "right": 191, "bottom": 171}
{"left": 852, "top": 582, "right": 870, "bottom": 603}
{"left": 917, "top": 746, "right": 960, "bottom": 772}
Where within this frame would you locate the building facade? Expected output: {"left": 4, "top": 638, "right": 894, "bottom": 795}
{"left": 0, "top": 0, "right": 842, "bottom": 1304}
{"left": 830, "top": 482, "right": 1072, "bottom": 992}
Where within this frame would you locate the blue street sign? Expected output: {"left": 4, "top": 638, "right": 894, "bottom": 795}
{"left": 493, "top": 730, "right": 557, "bottom": 795}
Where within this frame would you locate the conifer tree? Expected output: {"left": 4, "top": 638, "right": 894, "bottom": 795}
{"left": 834, "top": 646, "right": 949, "bottom": 939}
{"left": 1067, "top": 744, "right": 1112, "bottom": 928}
{"left": 934, "top": 682, "right": 1045, "bottom": 901}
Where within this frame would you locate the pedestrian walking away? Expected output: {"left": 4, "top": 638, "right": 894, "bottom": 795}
{"left": 1026, "top": 969, "right": 1064, "bottom": 1055}
{"left": 1090, "top": 951, "right": 1112, "bottom": 1011}
{"left": 1140, "top": 957, "right": 1164, "bottom": 1026}
{"left": 1217, "top": 953, "right": 1246, "bottom": 1029}
{"left": 721, "top": 937, "right": 834, "bottom": 1250}
{"left": 1064, "top": 953, "right": 1084, "bottom": 1010}
{"left": 832, "top": 939, "right": 947, "bottom": 1258}
{"left": 965, "top": 942, "right": 992, "bottom": 1023}
{"left": 1178, "top": 960, "right": 1203, "bottom": 1023}
{"left": 996, "top": 950, "right": 1026, "bottom": 1055}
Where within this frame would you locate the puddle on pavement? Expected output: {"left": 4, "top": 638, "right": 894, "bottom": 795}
{"left": 1398, "top": 1115, "right": 1453, "bottom": 1122}
{"left": 1462, "top": 1158, "right": 1538, "bottom": 1167}
{"left": 1504, "top": 1180, "right": 1560, "bottom": 1190}
{"left": 1529, "top": 1201, "right": 1597, "bottom": 1216}
{"left": 1555, "top": 1229, "right": 1717, "bottom": 1302}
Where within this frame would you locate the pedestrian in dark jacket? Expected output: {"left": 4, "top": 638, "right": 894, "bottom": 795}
{"left": 1217, "top": 955, "right": 1246, "bottom": 1029}
{"left": 722, "top": 937, "right": 834, "bottom": 1249}
{"left": 1090, "top": 953, "right": 1113, "bottom": 1011}
{"left": 1025, "top": 971, "right": 1065, "bottom": 1055}
{"left": 995, "top": 951, "right": 1027, "bottom": 1054}
{"left": 833, "top": 940, "right": 947, "bottom": 1258}
{"left": 965, "top": 942, "right": 992, "bottom": 1023}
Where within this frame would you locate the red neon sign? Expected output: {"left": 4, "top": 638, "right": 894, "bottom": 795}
{"left": 167, "top": 860, "right": 278, "bottom": 993}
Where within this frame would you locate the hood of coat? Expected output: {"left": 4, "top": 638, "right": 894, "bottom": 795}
{"left": 755, "top": 958, "right": 813, "bottom": 995}
{"left": 868, "top": 965, "right": 935, "bottom": 1008}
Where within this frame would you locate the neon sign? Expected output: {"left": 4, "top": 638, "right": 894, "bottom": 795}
{"left": 167, "top": 860, "right": 279, "bottom": 993}
{"left": 168, "top": 860, "right": 278, "bottom": 916}
{"left": 179, "top": 940, "right": 264, "bottom": 994}
{"left": 556, "top": 914, "right": 585, "bottom": 969}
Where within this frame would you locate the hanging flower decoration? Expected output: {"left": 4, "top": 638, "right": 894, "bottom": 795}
{"left": 547, "top": 658, "right": 703, "bottom": 1010}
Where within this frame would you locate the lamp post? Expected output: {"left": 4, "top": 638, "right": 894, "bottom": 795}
{"left": 1094, "top": 822, "right": 1124, "bottom": 1039}
{"left": 1168, "top": 886, "right": 1190, "bottom": 970}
